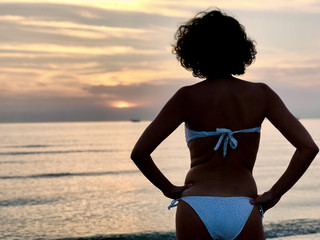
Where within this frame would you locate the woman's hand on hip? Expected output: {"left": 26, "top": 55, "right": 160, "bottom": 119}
{"left": 250, "top": 190, "right": 281, "bottom": 213}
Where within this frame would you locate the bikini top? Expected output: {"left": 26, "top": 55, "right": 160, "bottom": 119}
{"left": 185, "top": 124, "right": 261, "bottom": 157}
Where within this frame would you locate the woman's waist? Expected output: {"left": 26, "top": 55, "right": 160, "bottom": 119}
{"left": 182, "top": 166, "right": 258, "bottom": 198}
{"left": 186, "top": 161, "right": 254, "bottom": 179}
{"left": 181, "top": 181, "right": 258, "bottom": 198}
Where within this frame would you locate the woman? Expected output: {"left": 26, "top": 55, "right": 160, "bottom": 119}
{"left": 131, "top": 9, "right": 318, "bottom": 240}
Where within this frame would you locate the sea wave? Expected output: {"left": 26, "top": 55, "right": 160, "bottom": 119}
{"left": 54, "top": 219, "right": 320, "bottom": 240}
{"left": 0, "top": 161, "right": 26, "bottom": 164}
{"left": 0, "top": 144, "right": 53, "bottom": 148}
{"left": 0, "top": 170, "right": 138, "bottom": 180}
{"left": 0, "top": 149, "right": 121, "bottom": 156}
{"left": 0, "top": 197, "right": 60, "bottom": 207}
{"left": 264, "top": 219, "right": 320, "bottom": 238}
{"left": 57, "top": 232, "right": 176, "bottom": 240}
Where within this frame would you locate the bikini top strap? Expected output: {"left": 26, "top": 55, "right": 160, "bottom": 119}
{"left": 233, "top": 126, "right": 261, "bottom": 134}
{"left": 185, "top": 125, "right": 220, "bottom": 145}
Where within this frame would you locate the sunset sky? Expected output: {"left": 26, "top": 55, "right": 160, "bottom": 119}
{"left": 1, "top": 0, "right": 320, "bottom": 122}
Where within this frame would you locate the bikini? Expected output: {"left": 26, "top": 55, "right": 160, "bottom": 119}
{"left": 168, "top": 124, "right": 263, "bottom": 240}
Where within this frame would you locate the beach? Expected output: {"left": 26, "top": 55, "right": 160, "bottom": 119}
{"left": 0, "top": 120, "right": 319, "bottom": 239}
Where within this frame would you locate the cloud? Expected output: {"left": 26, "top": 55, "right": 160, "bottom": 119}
{"left": 0, "top": 2, "right": 179, "bottom": 63}
{"left": 274, "top": 86, "right": 320, "bottom": 118}
{"left": 83, "top": 80, "right": 190, "bottom": 106}
{"left": 245, "top": 65, "right": 320, "bottom": 118}
{"left": 0, "top": 94, "right": 148, "bottom": 122}
{"left": 0, "top": 15, "right": 150, "bottom": 40}
{"left": 0, "top": 2, "right": 181, "bottom": 29}
{"left": 0, "top": 43, "right": 160, "bottom": 55}
{"left": 248, "top": 64, "right": 320, "bottom": 87}
{"left": 84, "top": 0, "right": 320, "bottom": 16}
{"left": 0, "top": 2, "right": 182, "bottom": 93}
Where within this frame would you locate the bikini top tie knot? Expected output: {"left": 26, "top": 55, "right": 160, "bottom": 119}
{"left": 184, "top": 124, "right": 261, "bottom": 158}
{"left": 214, "top": 128, "right": 238, "bottom": 157}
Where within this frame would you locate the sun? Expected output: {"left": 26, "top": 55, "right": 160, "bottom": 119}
{"left": 111, "top": 101, "right": 136, "bottom": 108}
{"left": 116, "top": 102, "right": 131, "bottom": 108}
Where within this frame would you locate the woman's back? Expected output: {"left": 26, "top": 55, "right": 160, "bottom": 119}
{"left": 183, "top": 76, "right": 266, "bottom": 130}
{"left": 180, "top": 76, "right": 267, "bottom": 198}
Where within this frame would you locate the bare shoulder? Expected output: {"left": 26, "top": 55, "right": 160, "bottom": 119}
{"left": 253, "top": 82, "right": 273, "bottom": 93}
{"left": 254, "top": 82, "right": 286, "bottom": 108}
{"left": 234, "top": 79, "right": 270, "bottom": 99}
{"left": 244, "top": 81, "right": 282, "bottom": 111}
{"left": 169, "top": 85, "right": 191, "bottom": 104}
{"left": 179, "top": 82, "right": 201, "bottom": 91}
{"left": 174, "top": 83, "right": 199, "bottom": 99}
{"left": 239, "top": 79, "right": 269, "bottom": 90}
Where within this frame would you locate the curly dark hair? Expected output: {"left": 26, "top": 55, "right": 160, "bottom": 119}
{"left": 172, "top": 9, "right": 257, "bottom": 78}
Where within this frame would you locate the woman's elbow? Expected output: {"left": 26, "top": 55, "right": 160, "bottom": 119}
{"left": 130, "top": 149, "right": 139, "bottom": 162}
{"left": 311, "top": 143, "right": 319, "bottom": 156}
{"left": 130, "top": 147, "right": 148, "bottom": 163}
{"left": 302, "top": 142, "right": 319, "bottom": 159}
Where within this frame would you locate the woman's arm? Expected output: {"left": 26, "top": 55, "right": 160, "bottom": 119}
{"left": 131, "top": 88, "right": 192, "bottom": 199}
{"left": 251, "top": 84, "right": 319, "bottom": 211}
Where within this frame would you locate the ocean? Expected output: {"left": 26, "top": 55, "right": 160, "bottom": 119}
{"left": 0, "top": 119, "right": 319, "bottom": 240}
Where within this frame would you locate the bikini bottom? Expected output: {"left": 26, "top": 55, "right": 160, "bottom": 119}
{"left": 168, "top": 196, "right": 264, "bottom": 240}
